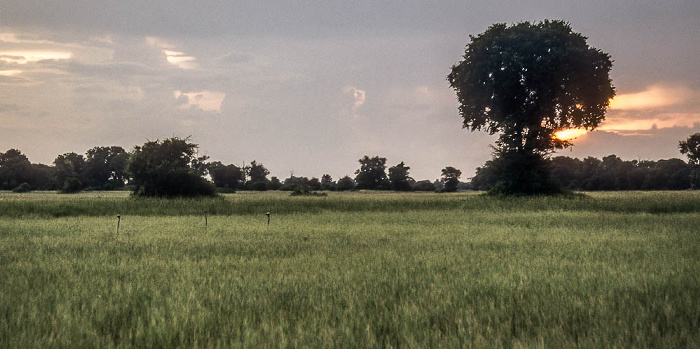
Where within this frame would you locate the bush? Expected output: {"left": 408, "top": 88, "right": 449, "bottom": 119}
{"left": 412, "top": 180, "right": 436, "bottom": 192}
{"left": 60, "top": 178, "right": 83, "bottom": 194}
{"left": 12, "top": 182, "right": 32, "bottom": 193}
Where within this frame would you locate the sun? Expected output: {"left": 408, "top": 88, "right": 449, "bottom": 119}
{"left": 554, "top": 128, "right": 587, "bottom": 141}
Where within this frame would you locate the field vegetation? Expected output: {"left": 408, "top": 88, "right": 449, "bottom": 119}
{"left": 1, "top": 191, "right": 699, "bottom": 347}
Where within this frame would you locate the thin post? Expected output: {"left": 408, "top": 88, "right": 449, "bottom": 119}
{"left": 266, "top": 212, "right": 270, "bottom": 226}
{"left": 116, "top": 214, "right": 121, "bottom": 236}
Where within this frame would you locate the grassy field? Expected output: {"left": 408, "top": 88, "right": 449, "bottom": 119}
{"left": 1, "top": 191, "right": 699, "bottom": 348}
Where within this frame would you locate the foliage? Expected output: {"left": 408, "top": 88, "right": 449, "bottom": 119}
{"left": 336, "top": 176, "right": 356, "bottom": 191}
{"left": 0, "top": 149, "right": 33, "bottom": 190}
{"left": 680, "top": 133, "right": 700, "bottom": 188}
{"left": 84, "top": 146, "right": 128, "bottom": 189}
{"left": 388, "top": 161, "right": 414, "bottom": 191}
{"left": 473, "top": 154, "right": 694, "bottom": 191}
{"left": 126, "top": 137, "right": 217, "bottom": 197}
{"left": 679, "top": 133, "right": 700, "bottom": 165}
{"left": 412, "top": 180, "right": 436, "bottom": 192}
{"left": 208, "top": 162, "right": 244, "bottom": 190}
{"left": 60, "top": 177, "right": 83, "bottom": 193}
{"left": 355, "top": 156, "right": 388, "bottom": 190}
{"left": 54, "top": 152, "right": 86, "bottom": 191}
{"left": 246, "top": 160, "right": 270, "bottom": 191}
{"left": 448, "top": 20, "right": 615, "bottom": 194}
{"left": 440, "top": 166, "right": 462, "bottom": 192}
{"left": 12, "top": 182, "right": 32, "bottom": 193}
{"left": 321, "top": 174, "right": 336, "bottom": 191}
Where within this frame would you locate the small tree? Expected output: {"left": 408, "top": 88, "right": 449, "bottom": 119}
{"left": 208, "top": 162, "right": 244, "bottom": 190}
{"left": 441, "top": 167, "right": 462, "bottom": 192}
{"left": 336, "top": 176, "right": 356, "bottom": 191}
{"left": 321, "top": 174, "right": 336, "bottom": 191}
{"left": 127, "top": 137, "right": 216, "bottom": 197}
{"left": 448, "top": 20, "right": 614, "bottom": 195}
{"left": 246, "top": 160, "right": 270, "bottom": 191}
{"left": 355, "top": 156, "right": 387, "bottom": 190}
{"left": 388, "top": 162, "right": 413, "bottom": 191}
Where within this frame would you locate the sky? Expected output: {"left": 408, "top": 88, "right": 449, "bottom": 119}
{"left": 1, "top": 1, "right": 698, "bottom": 181}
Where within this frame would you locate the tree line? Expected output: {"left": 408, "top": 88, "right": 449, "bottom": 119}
{"left": 3, "top": 133, "right": 700, "bottom": 195}
{"left": 0, "top": 137, "right": 464, "bottom": 196}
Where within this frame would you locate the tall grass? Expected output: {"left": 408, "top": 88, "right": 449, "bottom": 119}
{"left": 1, "top": 191, "right": 699, "bottom": 347}
{"left": 2, "top": 190, "right": 700, "bottom": 218}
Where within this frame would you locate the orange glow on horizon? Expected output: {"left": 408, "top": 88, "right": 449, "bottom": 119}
{"left": 554, "top": 128, "right": 587, "bottom": 141}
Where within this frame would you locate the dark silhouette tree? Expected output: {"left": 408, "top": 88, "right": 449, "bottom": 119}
{"left": 84, "top": 146, "right": 128, "bottom": 189}
{"left": 441, "top": 166, "right": 462, "bottom": 192}
{"left": 680, "top": 133, "right": 700, "bottom": 188}
{"left": 208, "top": 162, "right": 244, "bottom": 191}
{"left": 321, "top": 174, "right": 336, "bottom": 191}
{"left": 388, "top": 162, "right": 413, "bottom": 191}
{"left": 336, "top": 176, "right": 356, "bottom": 191}
{"left": 246, "top": 160, "right": 270, "bottom": 191}
{"left": 126, "top": 137, "right": 216, "bottom": 197}
{"left": 448, "top": 20, "right": 615, "bottom": 195}
{"left": 0, "top": 149, "right": 33, "bottom": 190}
{"left": 355, "top": 156, "right": 388, "bottom": 190}
{"left": 54, "top": 152, "right": 86, "bottom": 193}
{"left": 412, "top": 180, "right": 436, "bottom": 192}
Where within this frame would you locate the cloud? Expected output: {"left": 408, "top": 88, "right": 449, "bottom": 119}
{"left": 0, "top": 50, "right": 71, "bottom": 64}
{"left": 174, "top": 90, "right": 226, "bottom": 113}
{"left": 609, "top": 85, "right": 695, "bottom": 110}
{"left": 344, "top": 86, "right": 366, "bottom": 111}
{"left": 146, "top": 37, "right": 198, "bottom": 69}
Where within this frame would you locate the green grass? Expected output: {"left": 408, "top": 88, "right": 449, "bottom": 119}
{"left": 1, "top": 191, "right": 699, "bottom": 347}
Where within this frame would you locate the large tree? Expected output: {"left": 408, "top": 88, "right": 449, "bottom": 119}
{"left": 126, "top": 137, "right": 216, "bottom": 197}
{"left": 0, "top": 149, "right": 33, "bottom": 190}
{"left": 448, "top": 20, "right": 615, "bottom": 194}
{"left": 388, "top": 161, "right": 413, "bottom": 191}
{"left": 355, "top": 156, "right": 388, "bottom": 190}
{"left": 679, "top": 133, "right": 700, "bottom": 188}
{"left": 84, "top": 146, "right": 128, "bottom": 189}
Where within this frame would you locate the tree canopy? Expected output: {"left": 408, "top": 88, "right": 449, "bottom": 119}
{"left": 448, "top": 20, "right": 615, "bottom": 194}
{"left": 127, "top": 137, "right": 216, "bottom": 197}
{"left": 355, "top": 156, "right": 388, "bottom": 190}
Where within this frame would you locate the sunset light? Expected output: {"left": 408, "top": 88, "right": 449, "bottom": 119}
{"left": 554, "top": 128, "right": 587, "bottom": 141}
{"left": 0, "top": 50, "right": 71, "bottom": 64}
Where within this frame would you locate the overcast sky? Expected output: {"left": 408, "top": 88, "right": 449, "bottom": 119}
{"left": 1, "top": 1, "right": 698, "bottom": 180}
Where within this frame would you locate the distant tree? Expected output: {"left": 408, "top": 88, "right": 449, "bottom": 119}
{"left": 0, "top": 149, "right": 33, "bottom": 190}
{"left": 355, "top": 156, "right": 387, "bottom": 190}
{"left": 246, "top": 161, "right": 270, "bottom": 191}
{"left": 54, "top": 152, "right": 86, "bottom": 192}
{"left": 321, "top": 174, "right": 336, "bottom": 191}
{"left": 268, "top": 176, "right": 282, "bottom": 190}
{"left": 680, "top": 133, "right": 700, "bottom": 188}
{"left": 126, "top": 137, "right": 216, "bottom": 197}
{"left": 280, "top": 176, "right": 309, "bottom": 191}
{"left": 208, "top": 162, "right": 244, "bottom": 190}
{"left": 412, "top": 180, "right": 436, "bottom": 192}
{"left": 84, "top": 146, "right": 128, "bottom": 189}
{"left": 308, "top": 177, "right": 322, "bottom": 191}
{"left": 388, "top": 162, "right": 413, "bottom": 191}
{"left": 448, "top": 20, "right": 615, "bottom": 195}
{"left": 28, "top": 163, "right": 57, "bottom": 190}
{"left": 336, "top": 176, "right": 356, "bottom": 191}
{"left": 441, "top": 166, "right": 462, "bottom": 192}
